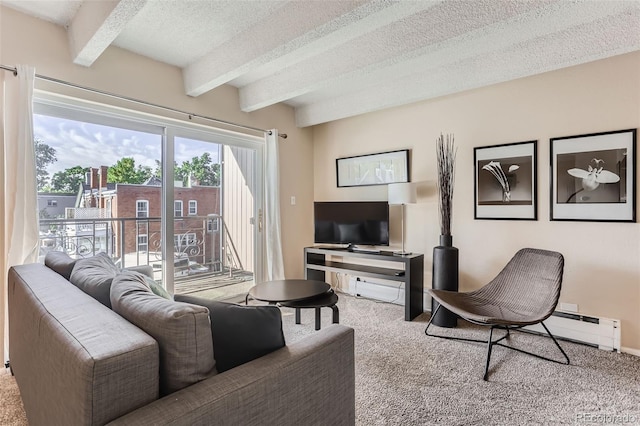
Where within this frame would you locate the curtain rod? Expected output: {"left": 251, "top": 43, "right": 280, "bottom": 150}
{"left": 1, "top": 64, "right": 287, "bottom": 139}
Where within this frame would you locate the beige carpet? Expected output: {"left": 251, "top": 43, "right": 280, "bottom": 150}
{"left": 3, "top": 294, "right": 640, "bottom": 425}
{"left": 0, "top": 369, "right": 27, "bottom": 425}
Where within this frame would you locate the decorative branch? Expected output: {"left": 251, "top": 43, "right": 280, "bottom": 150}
{"left": 436, "top": 133, "right": 456, "bottom": 236}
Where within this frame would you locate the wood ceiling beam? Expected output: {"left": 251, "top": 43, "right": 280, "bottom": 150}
{"left": 68, "top": 0, "right": 147, "bottom": 67}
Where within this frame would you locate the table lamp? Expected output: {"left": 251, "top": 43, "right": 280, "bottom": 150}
{"left": 388, "top": 182, "right": 417, "bottom": 255}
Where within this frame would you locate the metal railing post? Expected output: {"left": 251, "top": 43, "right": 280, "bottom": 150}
{"left": 119, "top": 219, "right": 126, "bottom": 268}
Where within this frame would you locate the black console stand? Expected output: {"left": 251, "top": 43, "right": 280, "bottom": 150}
{"left": 304, "top": 246, "right": 424, "bottom": 321}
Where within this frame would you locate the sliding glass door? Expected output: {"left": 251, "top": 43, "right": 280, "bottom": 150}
{"left": 167, "top": 130, "right": 262, "bottom": 300}
{"left": 33, "top": 95, "right": 263, "bottom": 300}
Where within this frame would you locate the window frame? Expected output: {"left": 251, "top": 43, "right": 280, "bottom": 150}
{"left": 33, "top": 92, "right": 265, "bottom": 292}
{"left": 174, "top": 200, "right": 183, "bottom": 217}
{"left": 137, "top": 234, "right": 148, "bottom": 252}
{"left": 136, "top": 200, "right": 149, "bottom": 218}
{"left": 188, "top": 200, "right": 197, "bottom": 215}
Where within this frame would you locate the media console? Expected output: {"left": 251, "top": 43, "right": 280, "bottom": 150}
{"left": 304, "top": 246, "right": 424, "bottom": 321}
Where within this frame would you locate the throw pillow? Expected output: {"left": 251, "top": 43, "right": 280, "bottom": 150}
{"left": 111, "top": 271, "right": 216, "bottom": 395}
{"left": 175, "top": 294, "right": 285, "bottom": 373}
{"left": 69, "top": 253, "right": 120, "bottom": 308}
{"left": 44, "top": 251, "right": 77, "bottom": 280}
{"left": 143, "top": 275, "right": 172, "bottom": 300}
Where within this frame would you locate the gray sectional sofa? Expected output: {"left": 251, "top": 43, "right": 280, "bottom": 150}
{"left": 7, "top": 253, "right": 355, "bottom": 425}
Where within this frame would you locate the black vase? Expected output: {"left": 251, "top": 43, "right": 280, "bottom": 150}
{"left": 431, "top": 234, "right": 459, "bottom": 328}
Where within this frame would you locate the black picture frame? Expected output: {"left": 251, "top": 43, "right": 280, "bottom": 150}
{"left": 336, "top": 149, "right": 410, "bottom": 187}
{"left": 550, "top": 129, "right": 636, "bottom": 222}
{"left": 474, "top": 140, "right": 537, "bottom": 220}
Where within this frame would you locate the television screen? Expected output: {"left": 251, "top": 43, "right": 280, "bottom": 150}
{"left": 314, "top": 201, "right": 389, "bottom": 246}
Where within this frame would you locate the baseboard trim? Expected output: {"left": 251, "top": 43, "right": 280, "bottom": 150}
{"left": 621, "top": 347, "right": 640, "bottom": 357}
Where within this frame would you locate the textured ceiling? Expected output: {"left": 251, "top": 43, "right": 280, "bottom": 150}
{"left": 2, "top": 0, "right": 639, "bottom": 127}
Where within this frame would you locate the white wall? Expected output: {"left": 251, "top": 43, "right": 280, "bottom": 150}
{"left": 313, "top": 52, "right": 640, "bottom": 351}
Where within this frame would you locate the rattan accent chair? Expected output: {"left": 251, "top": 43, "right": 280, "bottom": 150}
{"left": 425, "top": 248, "right": 570, "bottom": 380}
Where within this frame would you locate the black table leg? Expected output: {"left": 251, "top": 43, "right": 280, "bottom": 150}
{"left": 331, "top": 305, "right": 339, "bottom": 324}
{"left": 315, "top": 308, "right": 321, "bottom": 330}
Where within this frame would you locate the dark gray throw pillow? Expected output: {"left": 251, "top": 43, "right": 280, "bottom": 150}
{"left": 112, "top": 271, "right": 216, "bottom": 395}
{"left": 175, "top": 294, "right": 285, "bottom": 373}
{"left": 44, "top": 251, "right": 77, "bottom": 280}
{"left": 69, "top": 253, "right": 120, "bottom": 308}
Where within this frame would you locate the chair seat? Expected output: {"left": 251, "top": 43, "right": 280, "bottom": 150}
{"left": 429, "top": 289, "right": 542, "bottom": 326}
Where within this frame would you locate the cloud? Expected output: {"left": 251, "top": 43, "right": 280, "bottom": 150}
{"left": 34, "top": 114, "right": 222, "bottom": 176}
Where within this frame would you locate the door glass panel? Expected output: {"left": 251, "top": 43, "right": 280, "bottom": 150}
{"left": 33, "top": 112, "right": 164, "bottom": 282}
{"left": 173, "top": 136, "right": 256, "bottom": 301}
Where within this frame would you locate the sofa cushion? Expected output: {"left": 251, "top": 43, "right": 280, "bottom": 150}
{"left": 111, "top": 271, "right": 216, "bottom": 395}
{"left": 44, "top": 251, "right": 77, "bottom": 280}
{"left": 124, "top": 264, "right": 155, "bottom": 279}
{"left": 69, "top": 253, "right": 120, "bottom": 308}
{"left": 175, "top": 294, "right": 285, "bottom": 373}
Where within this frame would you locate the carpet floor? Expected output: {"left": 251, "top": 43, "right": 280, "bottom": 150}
{"left": 2, "top": 294, "right": 640, "bottom": 425}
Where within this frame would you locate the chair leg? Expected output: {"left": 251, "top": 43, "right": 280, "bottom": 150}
{"left": 483, "top": 327, "right": 495, "bottom": 381}
{"left": 426, "top": 307, "right": 570, "bottom": 380}
{"left": 426, "top": 305, "right": 487, "bottom": 344}
{"left": 541, "top": 322, "right": 571, "bottom": 365}
{"left": 424, "top": 304, "right": 441, "bottom": 336}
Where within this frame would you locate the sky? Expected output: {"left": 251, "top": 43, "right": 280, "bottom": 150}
{"left": 34, "top": 114, "right": 221, "bottom": 176}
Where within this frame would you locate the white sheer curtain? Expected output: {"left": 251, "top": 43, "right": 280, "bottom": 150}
{"left": 1, "top": 65, "right": 39, "bottom": 364}
{"left": 264, "top": 129, "right": 285, "bottom": 280}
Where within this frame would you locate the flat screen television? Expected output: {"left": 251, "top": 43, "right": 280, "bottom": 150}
{"left": 314, "top": 201, "right": 389, "bottom": 248}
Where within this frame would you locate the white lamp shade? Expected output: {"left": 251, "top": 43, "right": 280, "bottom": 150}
{"left": 388, "top": 182, "right": 417, "bottom": 205}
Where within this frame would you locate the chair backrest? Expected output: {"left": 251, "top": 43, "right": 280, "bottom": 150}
{"left": 479, "top": 248, "right": 564, "bottom": 321}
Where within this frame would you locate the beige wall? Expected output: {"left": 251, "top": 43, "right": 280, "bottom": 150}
{"left": 0, "top": 6, "right": 316, "bottom": 361}
{"left": 313, "top": 52, "right": 640, "bottom": 351}
{"left": 0, "top": 5, "right": 315, "bottom": 281}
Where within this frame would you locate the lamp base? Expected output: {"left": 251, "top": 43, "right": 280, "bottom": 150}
{"left": 392, "top": 250, "right": 412, "bottom": 256}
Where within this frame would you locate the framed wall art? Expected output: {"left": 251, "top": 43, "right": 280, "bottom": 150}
{"left": 336, "top": 149, "right": 409, "bottom": 187}
{"left": 550, "top": 129, "right": 636, "bottom": 222}
{"left": 474, "top": 140, "right": 537, "bottom": 220}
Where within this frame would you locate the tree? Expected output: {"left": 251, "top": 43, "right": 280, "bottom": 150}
{"left": 34, "top": 138, "right": 57, "bottom": 190}
{"left": 51, "top": 166, "right": 89, "bottom": 193}
{"left": 107, "top": 157, "right": 152, "bottom": 184}
{"left": 175, "top": 153, "right": 220, "bottom": 186}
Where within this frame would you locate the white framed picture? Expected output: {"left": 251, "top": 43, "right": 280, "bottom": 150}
{"left": 474, "top": 140, "right": 537, "bottom": 220}
{"left": 550, "top": 129, "right": 636, "bottom": 222}
{"left": 336, "top": 149, "right": 409, "bottom": 187}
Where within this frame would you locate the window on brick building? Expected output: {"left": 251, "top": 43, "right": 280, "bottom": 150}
{"left": 174, "top": 200, "right": 183, "bottom": 217}
{"left": 137, "top": 234, "right": 148, "bottom": 252}
{"left": 136, "top": 200, "right": 149, "bottom": 218}
{"left": 188, "top": 200, "right": 197, "bottom": 215}
{"left": 207, "top": 216, "right": 219, "bottom": 233}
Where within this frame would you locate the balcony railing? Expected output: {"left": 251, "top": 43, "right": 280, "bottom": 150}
{"left": 38, "top": 215, "right": 246, "bottom": 282}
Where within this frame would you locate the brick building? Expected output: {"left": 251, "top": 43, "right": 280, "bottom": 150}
{"left": 79, "top": 166, "right": 221, "bottom": 269}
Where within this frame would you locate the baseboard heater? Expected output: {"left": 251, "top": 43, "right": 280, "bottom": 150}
{"left": 347, "top": 277, "right": 620, "bottom": 352}
{"left": 523, "top": 311, "right": 621, "bottom": 352}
